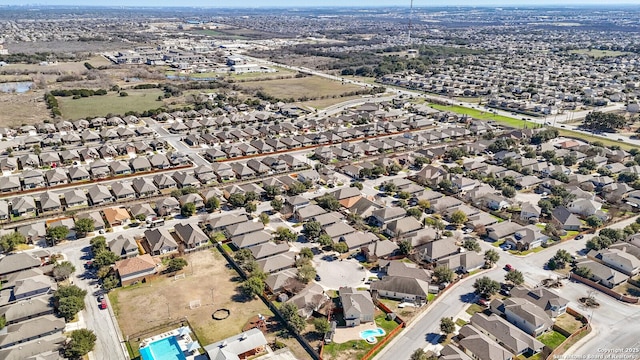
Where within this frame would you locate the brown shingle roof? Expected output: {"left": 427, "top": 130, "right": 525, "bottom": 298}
{"left": 114, "top": 254, "right": 157, "bottom": 277}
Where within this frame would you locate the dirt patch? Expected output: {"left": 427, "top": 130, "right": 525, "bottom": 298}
{"left": 238, "top": 76, "right": 362, "bottom": 101}
{"left": 110, "top": 249, "right": 273, "bottom": 346}
{"left": 0, "top": 91, "right": 50, "bottom": 127}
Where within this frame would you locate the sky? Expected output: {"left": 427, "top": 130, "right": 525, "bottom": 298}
{"left": 3, "top": 0, "right": 640, "bottom": 7}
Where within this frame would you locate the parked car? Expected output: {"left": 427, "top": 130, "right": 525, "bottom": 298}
{"left": 99, "top": 300, "right": 108, "bottom": 310}
{"left": 504, "top": 264, "right": 514, "bottom": 271}
{"left": 97, "top": 295, "right": 104, "bottom": 302}
{"left": 575, "top": 234, "right": 584, "bottom": 240}
{"left": 315, "top": 274, "right": 321, "bottom": 281}
{"left": 477, "top": 298, "right": 489, "bottom": 306}
{"left": 84, "top": 261, "right": 93, "bottom": 269}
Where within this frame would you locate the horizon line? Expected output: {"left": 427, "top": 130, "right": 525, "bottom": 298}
{"left": 1, "top": 3, "right": 639, "bottom": 8}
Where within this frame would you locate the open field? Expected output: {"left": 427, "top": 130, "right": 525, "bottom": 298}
{"left": 0, "top": 55, "right": 110, "bottom": 73}
{"left": 301, "top": 95, "right": 363, "bottom": 110}
{"left": 57, "top": 89, "right": 164, "bottom": 119}
{"left": 429, "top": 103, "right": 528, "bottom": 128}
{"left": 0, "top": 91, "right": 50, "bottom": 127}
{"left": 555, "top": 128, "right": 640, "bottom": 151}
{"left": 239, "top": 76, "right": 362, "bottom": 100}
{"left": 109, "top": 250, "right": 273, "bottom": 355}
{"left": 569, "top": 49, "right": 631, "bottom": 58}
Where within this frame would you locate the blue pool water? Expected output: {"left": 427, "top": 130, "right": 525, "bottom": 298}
{"left": 140, "top": 336, "right": 186, "bottom": 360}
{"left": 359, "top": 328, "right": 386, "bottom": 340}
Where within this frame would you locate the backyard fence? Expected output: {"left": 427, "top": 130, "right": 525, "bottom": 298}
{"left": 569, "top": 273, "right": 639, "bottom": 304}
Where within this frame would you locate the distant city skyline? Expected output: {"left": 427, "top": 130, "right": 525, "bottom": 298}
{"left": 3, "top": 0, "right": 640, "bottom": 7}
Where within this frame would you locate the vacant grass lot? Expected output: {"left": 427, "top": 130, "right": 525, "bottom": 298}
{"left": 429, "top": 103, "right": 528, "bottom": 128}
{"left": 58, "top": 89, "right": 164, "bottom": 119}
{"left": 537, "top": 330, "right": 567, "bottom": 349}
{"left": 569, "top": 49, "right": 631, "bottom": 58}
{"left": 109, "top": 250, "right": 272, "bottom": 357}
{"left": 239, "top": 76, "right": 362, "bottom": 100}
{"left": 301, "top": 95, "right": 363, "bottom": 110}
{"left": 554, "top": 313, "right": 584, "bottom": 334}
{"left": 556, "top": 128, "right": 639, "bottom": 151}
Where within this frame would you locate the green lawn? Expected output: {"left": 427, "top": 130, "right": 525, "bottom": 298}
{"left": 560, "top": 231, "right": 580, "bottom": 241}
{"left": 492, "top": 239, "right": 506, "bottom": 248}
{"left": 509, "top": 246, "right": 546, "bottom": 256}
{"left": 568, "top": 49, "right": 631, "bottom": 58}
{"left": 57, "top": 89, "right": 164, "bottom": 119}
{"left": 429, "top": 103, "right": 528, "bottom": 128}
{"left": 455, "top": 318, "right": 468, "bottom": 327}
{"left": 322, "top": 314, "right": 400, "bottom": 360}
{"left": 556, "top": 128, "right": 639, "bottom": 151}
{"left": 537, "top": 330, "right": 567, "bottom": 349}
{"left": 465, "top": 303, "right": 485, "bottom": 316}
{"left": 427, "top": 293, "right": 436, "bottom": 302}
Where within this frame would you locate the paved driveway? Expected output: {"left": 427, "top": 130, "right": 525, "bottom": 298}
{"left": 314, "top": 256, "right": 369, "bottom": 290}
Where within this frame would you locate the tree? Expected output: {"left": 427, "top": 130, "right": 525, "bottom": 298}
{"left": 316, "top": 194, "right": 340, "bottom": 211}
{"left": 234, "top": 248, "right": 253, "bottom": 263}
{"left": 398, "top": 240, "right": 413, "bottom": 255}
{"left": 241, "top": 276, "right": 265, "bottom": 299}
{"left": 275, "top": 227, "right": 297, "bottom": 243}
{"left": 473, "top": 276, "right": 500, "bottom": 297}
{"left": 303, "top": 221, "right": 322, "bottom": 240}
{"left": 56, "top": 292, "right": 86, "bottom": 321}
{"left": 0, "top": 232, "right": 26, "bottom": 253}
{"left": 270, "top": 198, "right": 283, "bottom": 212}
{"left": 410, "top": 348, "right": 434, "bottom": 360}
{"left": 417, "top": 200, "right": 431, "bottom": 211}
{"left": 406, "top": 207, "right": 423, "bottom": 220}
{"left": 228, "top": 193, "right": 246, "bottom": 208}
{"left": 550, "top": 249, "right": 572, "bottom": 270}
{"left": 298, "top": 264, "right": 317, "bottom": 283}
{"left": 264, "top": 185, "right": 282, "bottom": 199}
{"left": 181, "top": 203, "right": 196, "bottom": 217}
{"left": 65, "top": 329, "right": 97, "bottom": 359}
{"left": 259, "top": 212, "right": 270, "bottom": 225}
{"left": 583, "top": 111, "right": 628, "bottom": 131}
{"left": 280, "top": 302, "right": 306, "bottom": 333}
{"left": 90, "top": 236, "right": 107, "bottom": 254}
{"left": 350, "top": 181, "right": 363, "bottom": 190}
{"left": 332, "top": 242, "right": 349, "bottom": 253}
{"left": 300, "top": 247, "right": 314, "bottom": 259}
{"left": 93, "top": 250, "right": 119, "bottom": 268}
{"left": 501, "top": 186, "right": 516, "bottom": 198}
{"left": 102, "top": 275, "right": 119, "bottom": 291}
{"left": 97, "top": 266, "right": 112, "bottom": 280}
{"left": 438, "top": 179, "right": 453, "bottom": 193}
{"left": 450, "top": 210, "right": 467, "bottom": 226}
{"left": 53, "top": 261, "right": 76, "bottom": 281}
{"left": 167, "top": 257, "right": 188, "bottom": 272}
{"left": 313, "top": 318, "right": 331, "bottom": 334}
{"left": 463, "top": 239, "right": 481, "bottom": 252}
{"left": 433, "top": 265, "right": 454, "bottom": 284}
{"left": 440, "top": 317, "right": 456, "bottom": 335}
{"left": 505, "top": 269, "right": 524, "bottom": 285}
{"left": 244, "top": 202, "right": 257, "bottom": 214}
{"left": 205, "top": 196, "right": 220, "bottom": 211}
{"left": 574, "top": 266, "right": 593, "bottom": 279}
{"left": 586, "top": 215, "right": 604, "bottom": 229}
{"left": 47, "top": 226, "right": 69, "bottom": 244}
{"left": 414, "top": 156, "right": 429, "bottom": 168}
{"left": 74, "top": 218, "right": 94, "bottom": 237}
{"left": 317, "top": 234, "right": 333, "bottom": 247}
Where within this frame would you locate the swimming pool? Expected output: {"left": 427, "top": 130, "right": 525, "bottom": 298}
{"left": 359, "top": 328, "right": 386, "bottom": 343}
{"left": 140, "top": 336, "right": 186, "bottom": 360}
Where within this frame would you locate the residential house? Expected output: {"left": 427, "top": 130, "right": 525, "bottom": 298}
{"left": 68, "top": 166, "right": 90, "bottom": 182}
{"left": 370, "top": 276, "right": 431, "bottom": 303}
{"left": 128, "top": 203, "right": 155, "bottom": 219}
{"left": 487, "top": 222, "right": 524, "bottom": 242}
{"left": 132, "top": 178, "right": 158, "bottom": 197}
{"left": 76, "top": 212, "right": 105, "bottom": 231}
{"left": 437, "top": 251, "right": 485, "bottom": 273}
{"left": 11, "top": 197, "right": 36, "bottom": 217}
{"left": 179, "top": 193, "right": 205, "bottom": 210}
{"left": 174, "top": 223, "right": 209, "bottom": 249}
{"left": 250, "top": 242, "right": 290, "bottom": 260}
{"left": 173, "top": 171, "right": 200, "bottom": 188}
{"left": 295, "top": 204, "right": 326, "bottom": 222}
{"left": 257, "top": 253, "right": 296, "bottom": 274}
{"left": 38, "top": 192, "right": 62, "bottom": 213}
{"left": 470, "top": 313, "right": 544, "bottom": 355}
{"left": 205, "top": 214, "right": 248, "bottom": 232}
{"left": 87, "top": 185, "right": 113, "bottom": 206}
{"left": 143, "top": 228, "right": 179, "bottom": 255}
{"left": 110, "top": 182, "right": 136, "bottom": 200}
{"left": 204, "top": 328, "right": 268, "bottom": 360}
{"left": 551, "top": 206, "right": 581, "bottom": 231}
{"left": 114, "top": 254, "right": 158, "bottom": 286}
{"left": 17, "top": 223, "right": 46, "bottom": 244}
{"left": 369, "top": 207, "right": 407, "bottom": 227}
{"left": 340, "top": 232, "right": 378, "bottom": 250}
{"left": 457, "top": 325, "right": 514, "bottom": 360}
{"left": 0, "top": 296, "right": 53, "bottom": 325}
{"left": 588, "top": 249, "right": 640, "bottom": 276}
{"left": 155, "top": 197, "right": 180, "bottom": 217}
{"left": 324, "top": 222, "right": 357, "bottom": 241}
{"left": 102, "top": 207, "right": 130, "bottom": 227}
{"left": 44, "top": 168, "right": 68, "bottom": 187}
{"left": 153, "top": 174, "right": 177, "bottom": 190}
{"left": 385, "top": 216, "right": 423, "bottom": 238}
{"left": 231, "top": 230, "right": 272, "bottom": 250}
{"left": 509, "top": 287, "right": 568, "bottom": 318}
{"left": 505, "top": 225, "right": 549, "bottom": 251}
{"left": 0, "top": 176, "right": 20, "bottom": 193}
{"left": 568, "top": 199, "right": 604, "bottom": 218}
{"left": 340, "top": 287, "right": 375, "bottom": 327}
{"left": 421, "top": 238, "right": 460, "bottom": 262}
{"left": 0, "top": 315, "right": 65, "bottom": 350}
{"left": 329, "top": 187, "right": 362, "bottom": 208}
{"left": 0, "top": 253, "right": 41, "bottom": 276}
{"left": 108, "top": 235, "right": 139, "bottom": 259}
{"left": 519, "top": 203, "right": 541, "bottom": 223}
{"left": 490, "top": 297, "right": 553, "bottom": 336}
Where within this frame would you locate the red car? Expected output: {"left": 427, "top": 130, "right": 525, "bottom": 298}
{"left": 99, "top": 300, "right": 108, "bottom": 310}
{"left": 477, "top": 298, "right": 489, "bottom": 306}
{"left": 505, "top": 264, "right": 514, "bottom": 271}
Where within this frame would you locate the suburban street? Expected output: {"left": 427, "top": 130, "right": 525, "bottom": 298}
{"left": 374, "top": 215, "right": 640, "bottom": 360}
